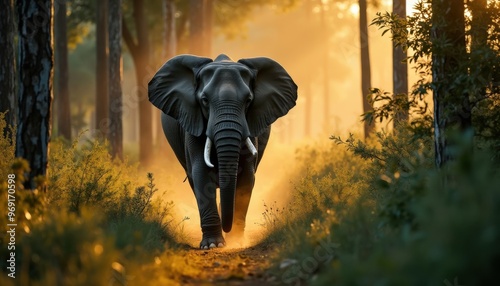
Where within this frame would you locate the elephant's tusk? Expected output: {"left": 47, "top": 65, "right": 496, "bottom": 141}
{"left": 204, "top": 137, "right": 214, "bottom": 168}
{"left": 245, "top": 137, "right": 258, "bottom": 157}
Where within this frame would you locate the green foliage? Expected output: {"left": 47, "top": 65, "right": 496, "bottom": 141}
{"left": 268, "top": 2, "right": 500, "bottom": 284}
{"left": 0, "top": 112, "right": 15, "bottom": 180}
{"left": 260, "top": 141, "right": 369, "bottom": 255}
{"left": 332, "top": 127, "right": 433, "bottom": 229}
{"left": 315, "top": 145, "right": 500, "bottom": 286}
{"left": 48, "top": 138, "right": 133, "bottom": 212}
{"left": 66, "top": 0, "right": 93, "bottom": 50}
{"left": 371, "top": 0, "right": 500, "bottom": 159}
{"left": 16, "top": 210, "right": 120, "bottom": 286}
{"left": 270, "top": 131, "right": 499, "bottom": 285}
{"left": 0, "top": 113, "right": 178, "bottom": 284}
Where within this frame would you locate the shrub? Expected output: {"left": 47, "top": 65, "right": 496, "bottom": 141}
{"left": 14, "top": 210, "right": 120, "bottom": 286}
{"left": 315, "top": 143, "right": 500, "bottom": 286}
{"left": 0, "top": 115, "right": 178, "bottom": 284}
{"left": 0, "top": 112, "right": 15, "bottom": 180}
{"left": 48, "top": 137, "right": 137, "bottom": 212}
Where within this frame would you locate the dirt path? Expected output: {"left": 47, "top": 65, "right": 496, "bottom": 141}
{"left": 176, "top": 243, "right": 280, "bottom": 285}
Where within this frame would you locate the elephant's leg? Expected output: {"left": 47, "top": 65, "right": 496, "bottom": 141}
{"left": 161, "top": 113, "right": 187, "bottom": 170}
{"left": 186, "top": 135, "right": 225, "bottom": 249}
{"left": 256, "top": 127, "right": 271, "bottom": 169}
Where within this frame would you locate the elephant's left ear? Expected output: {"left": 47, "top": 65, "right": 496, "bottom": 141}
{"left": 238, "top": 57, "right": 298, "bottom": 137}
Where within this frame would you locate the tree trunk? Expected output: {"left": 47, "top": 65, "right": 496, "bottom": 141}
{"left": 392, "top": 0, "right": 408, "bottom": 126}
{"left": 157, "top": 0, "right": 177, "bottom": 151}
{"left": 95, "top": 0, "right": 109, "bottom": 140}
{"left": 470, "top": 0, "right": 488, "bottom": 48}
{"left": 122, "top": 0, "right": 153, "bottom": 165}
{"left": 202, "top": 0, "right": 213, "bottom": 56}
{"left": 163, "top": 0, "right": 177, "bottom": 60}
{"left": 55, "top": 0, "right": 71, "bottom": 141}
{"left": 0, "top": 0, "right": 16, "bottom": 136}
{"left": 108, "top": 0, "right": 123, "bottom": 160}
{"left": 431, "top": 0, "right": 469, "bottom": 168}
{"left": 16, "top": 0, "right": 53, "bottom": 190}
{"left": 470, "top": 0, "right": 489, "bottom": 101}
{"left": 320, "top": 1, "right": 331, "bottom": 132}
{"left": 359, "top": 0, "right": 374, "bottom": 140}
{"left": 189, "top": 0, "right": 204, "bottom": 55}
{"left": 303, "top": 0, "right": 313, "bottom": 137}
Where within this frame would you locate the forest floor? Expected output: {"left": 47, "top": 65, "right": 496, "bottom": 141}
{"left": 172, "top": 243, "right": 280, "bottom": 285}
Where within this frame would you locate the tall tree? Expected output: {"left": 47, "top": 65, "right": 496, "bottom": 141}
{"left": 108, "top": 0, "right": 123, "bottom": 160}
{"left": 392, "top": 0, "right": 408, "bottom": 125}
{"left": 122, "top": 0, "right": 153, "bottom": 164}
{"left": 55, "top": 0, "right": 71, "bottom": 140}
{"left": 202, "top": 0, "right": 214, "bottom": 56}
{"left": 320, "top": 0, "right": 331, "bottom": 132}
{"left": 95, "top": 0, "right": 109, "bottom": 139}
{"left": 189, "top": 0, "right": 204, "bottom": 55}
{"left": 431, "top": 0, "right": 469, "bottom": 168}
{"left": 163, "top": 0, "right": 177, "bottom": 60}
{"left": 303, "top": 0, "right": 314, "bottom": 137}
{"left": 157, "top": 0, "right": 177, "bottom": 150}
{"left": 16, "top": 0, "right": 53, "bottom": 190}
{"left": 0, "top": 0, "right": 16, "bottom": 135}
{"left": 359, "top": 0, "right": 374, "bottom": 139}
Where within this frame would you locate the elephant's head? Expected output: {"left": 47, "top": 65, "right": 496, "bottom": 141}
{"left": 148, "top": 54, "right": 297, "bottom": 232}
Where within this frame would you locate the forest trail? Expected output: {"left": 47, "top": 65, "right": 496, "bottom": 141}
{"left": 175, "top": 243, "right": 279, "bottom": 285}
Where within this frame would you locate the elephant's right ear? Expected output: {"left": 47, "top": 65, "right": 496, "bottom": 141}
{"left": 149, "top": 55, "right": 213, "bottom": 137}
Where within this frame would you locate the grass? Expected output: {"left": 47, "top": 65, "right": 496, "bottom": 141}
{"left": 1, "top": 111, "right": 499, "bottom": 285}
{"left": 0, "top": 122, "right": 188, "bottom": 285}
{"left": 262, "top": 128, "right": 500, "bottom": 285}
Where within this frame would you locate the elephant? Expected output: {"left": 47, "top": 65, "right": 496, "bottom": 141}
{"left": 148, "top": 54, "right": 297, "bottom": 249}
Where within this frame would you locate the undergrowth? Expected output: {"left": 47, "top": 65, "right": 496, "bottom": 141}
{"left": 0, "top": 122, "right": 184, "bottom": 285}
{"left": 265, "top": 126, "right": 499, "bottom": 285}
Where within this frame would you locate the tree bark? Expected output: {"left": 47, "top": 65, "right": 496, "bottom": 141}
{"left": 95, "top": 0, "right": 109, "bottom": 140}
{"left": 122, "top": 0, "right": 153, "bottom": 165}
{"left": 359, "top": 0, "right": 374, "bottom": 139}
{"left": 54, "top": 0, "right": 71, "bottom": 141}
{"left": 392, "top": 0, "right": 408, "bottom": 125}
{"left": 431, "top": 0, "right": 469, "bottom": 168}
{"left": 108, "top": 0, "right": 123, "bottom": 160}
{"left": 16, "top": 0, "right": 53, "bottom": 190}
{"left": 0, "top": 0, "right": 16, "bottom": 135}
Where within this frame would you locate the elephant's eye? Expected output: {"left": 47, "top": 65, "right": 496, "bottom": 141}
{"left": 201, "top": 96, "right": 209, "bottom": 106}
{"left": 246, "top": 94, "right": 253, "bottom": 106}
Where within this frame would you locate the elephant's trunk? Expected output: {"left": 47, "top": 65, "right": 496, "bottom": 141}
{"left": 213, "top": 108, "right": 244, "bottom": 232}
{"left": 215, "top": 129, "right": 241, "bottom": 233}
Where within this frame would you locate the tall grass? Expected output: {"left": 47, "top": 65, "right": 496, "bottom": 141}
{"left": 267, "top": 128, "right": 499, "bottom": 285}
{"left": 0, "top": 117, "right": 181, "bottom": 285}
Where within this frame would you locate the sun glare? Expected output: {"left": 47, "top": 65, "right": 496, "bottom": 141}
{"left": 349, "top": 3, "right": 359, "bottom": 16}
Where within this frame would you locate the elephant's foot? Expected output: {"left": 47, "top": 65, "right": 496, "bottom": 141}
{"left": 200, "top": 226, "right": 225, "bottom": 249}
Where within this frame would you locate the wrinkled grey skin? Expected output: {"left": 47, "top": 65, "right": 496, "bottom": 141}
{"left": 148, "top": 54, "right": 297, "bottom": 249}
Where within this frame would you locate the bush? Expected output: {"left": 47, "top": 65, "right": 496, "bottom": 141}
{"left": 0, "top": 116, "right": 178, "bottom": 284}
{"left": 15, "top": 210, "right": 120, "bottom": 286}
{"left": 48, "top": 137, "right": 137, "bottom": 212}
{"left": 316, "top": 144, "right": 500, "bottom": 286}
{"left": 269, "top": 120, "right": 499, "bottom": 286}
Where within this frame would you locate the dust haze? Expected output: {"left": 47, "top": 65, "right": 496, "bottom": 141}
{"left": 136, "top": 1, "right": 418, "bottom": 247}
